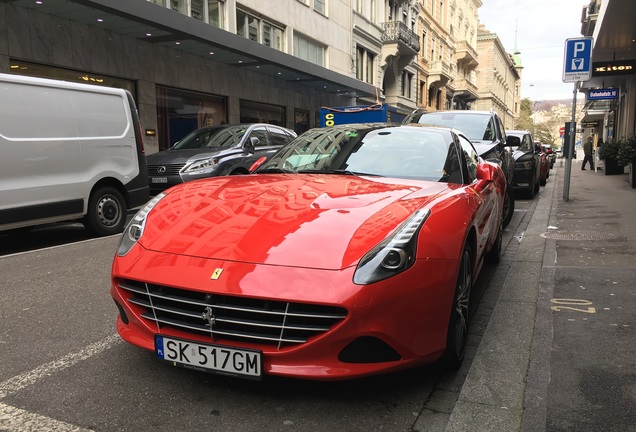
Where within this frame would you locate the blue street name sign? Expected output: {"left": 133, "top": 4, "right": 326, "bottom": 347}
{"left": 588, "top": 88, "right": 619, "bottom": 100}
{"left": 563, "top": 37, "right": 593, "bottom": 82}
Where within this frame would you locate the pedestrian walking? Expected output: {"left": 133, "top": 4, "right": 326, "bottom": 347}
{"left": 582, "top": 136, "right": 594, "bottom": 170}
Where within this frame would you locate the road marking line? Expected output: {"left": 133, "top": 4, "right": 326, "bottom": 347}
{"left": 0, "top": 334, "right": 121, "bottom": 399}
{"left": 0, "top": 402, "right": 93, "bottom": 431}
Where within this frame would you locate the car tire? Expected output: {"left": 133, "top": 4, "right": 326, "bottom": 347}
{"left": 502, "top": 186, "right": 514, "bottom": 228}
{"left": 83, "top": 186, "right": 127, "bottom": 236}
{"left": 526, "top": 179, "right": 536, "bottom": 199}
{"left": 440, "top": 244, "right": 473, "bottom": 370}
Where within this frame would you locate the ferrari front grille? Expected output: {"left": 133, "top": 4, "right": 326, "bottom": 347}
{"left": 117, "top": 279, "right": 347, "bottom": 349}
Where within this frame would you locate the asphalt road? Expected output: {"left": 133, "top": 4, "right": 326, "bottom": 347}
{"left": 0, "top": 191, "right": 540, "bottom": 432}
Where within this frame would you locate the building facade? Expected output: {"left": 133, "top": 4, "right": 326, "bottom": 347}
{"left": 473, "top": 25, "right": 521, "bottom": 129}
{"left": 579, "top": 0, "right": 636, "bottom": 144}
{"left": 0, "top": 0, "right": 421, "bottom": 154}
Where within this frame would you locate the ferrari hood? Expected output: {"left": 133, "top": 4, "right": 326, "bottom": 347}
{"left": 139, "top": 174, "right": 448, "bottom": 270}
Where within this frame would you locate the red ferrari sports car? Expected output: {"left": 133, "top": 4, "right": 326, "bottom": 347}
{"left": 111, "top": 123, "right": 506, "bottom": 380}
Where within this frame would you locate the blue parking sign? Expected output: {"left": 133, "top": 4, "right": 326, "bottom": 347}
{"left": 563, "top": 37, "right": 593, "bottom": 82}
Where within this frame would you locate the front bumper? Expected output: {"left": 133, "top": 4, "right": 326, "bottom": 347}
{"left": 111, "top": 247, "right": 458, "bottom": 380}
{"left": 512, "top": 167, "right": 535, "bottom": 189}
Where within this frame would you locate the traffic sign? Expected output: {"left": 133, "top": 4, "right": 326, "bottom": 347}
{"left": 563, "top": 37, "right": 593, "bottom": 82}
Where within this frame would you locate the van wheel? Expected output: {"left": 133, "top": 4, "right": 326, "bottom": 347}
{"left": 84, "top": 187, "right": 127, "bottom": 236}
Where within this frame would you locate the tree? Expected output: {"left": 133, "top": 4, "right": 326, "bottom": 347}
{"left": 534, "top": 119, "right": 560, "bottom": 146}
{"left": 515, "top": 98, "right": 534, "bottom": 131}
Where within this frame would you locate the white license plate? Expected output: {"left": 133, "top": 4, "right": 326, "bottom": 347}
{"left": 151, "top": 177, "right": 168, "bottom": 183}
{"left": 155, "top": 335, "right": 262, "bottom": 379}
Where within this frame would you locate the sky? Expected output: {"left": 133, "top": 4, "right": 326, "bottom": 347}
{"left": 477, "top": 0, "right": 587, "bottom": 101}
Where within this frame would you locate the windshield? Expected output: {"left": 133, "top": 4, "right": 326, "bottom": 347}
{"left": 410, "top": 112, "right": 494, "bottom": 141}
{"left": 172, "top": 125, "right": 248, "bottom": 150}
{"left": 255, "top": 126, "right": 460, "bottom": 182}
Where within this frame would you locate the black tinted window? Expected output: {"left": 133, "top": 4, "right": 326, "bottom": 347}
{"left": 457, "top": 135, "right": 478, "bottom": 182}
{"left": 268, "top": 126, "right": 293, "bottom": 146}
{"left": 248, "top": 126, "right": 272, "bottom": 147}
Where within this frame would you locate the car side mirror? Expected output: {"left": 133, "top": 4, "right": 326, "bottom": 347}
{"left": 477, "top": 162, "right": 494, "bottom": 181}
{"left": 245, "top": 137, "right": 259, "bottom": 154}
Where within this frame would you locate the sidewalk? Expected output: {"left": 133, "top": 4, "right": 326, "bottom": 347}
{"left": 444, "top": 159, "right": 636, "bottom": 432}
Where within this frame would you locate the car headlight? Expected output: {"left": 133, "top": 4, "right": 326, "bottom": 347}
{"left": 516, "top": 159, "right": 533, "bottom": 169}
{"left": 116, "top": 193, "right": 166, "bottom": 256}
{"left": 353, "top": 208, "right": 430, "bottom": 285}
{"left": 183, "top": 157, "right": 220, "bottom": 174}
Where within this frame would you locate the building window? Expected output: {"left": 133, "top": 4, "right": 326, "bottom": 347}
{"left": 9, "top": 60, "right": 136, "bottom": 98}
{"left": 356, "top": 46, "right": 375, "bottom": 85}
{"left": 208, "top": 1, "right": 224, "bottom": 28}
{"left": 156, "top": 86, "right": 227, "bottom": 151}
{"left": 421, "top": 29, "right": 427, "bottom": 57}
{"left": 419, "top": 80, "right": 426, "bottom": 104}
{"left": 240, "top": 100, "right": 285, "bottom": 126}
{"left": 263, "top": 22, "right": 284, "bottom": 50}
{"left": 388, "top": 0, "right": 398, "bottom": 21}
{"left": 314, "top": 0, "right": 325, "bottom": 15}
{"left": 149, "top": 0, "right": 225, "bottom": 28}
{"left": 190, "top": 0, "right": 203, "bottom": 20}
{"left": 294, "top": 33, "right": 325, "bottom": 67}
{"left": 237, "top": 10, "right": 284, "bottom": 51}
{"left": 401, "top": 71, "right": 413, "bottom": 98}
{"left": 295, "top": 109, "right": 311, "bottom": 135}
{"left": 170, "top": 0, "right": 187, "bottom": 14}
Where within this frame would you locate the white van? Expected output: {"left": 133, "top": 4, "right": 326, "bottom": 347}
{"left": 0, "top": 73, "right": 149, "bottom": 236}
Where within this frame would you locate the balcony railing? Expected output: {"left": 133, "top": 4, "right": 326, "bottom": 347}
{"left": 430, "top": 60, "right": 452, "bottom": 78}
{"left": 381, "top": 21, "right": 420, "bottom": 53}
{"left": 455, "top": 40, "right": 478, "bottom": 65}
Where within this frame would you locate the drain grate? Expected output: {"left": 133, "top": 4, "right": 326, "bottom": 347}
{"left": 541, "top": 230, "right": 615, "bottom": 240}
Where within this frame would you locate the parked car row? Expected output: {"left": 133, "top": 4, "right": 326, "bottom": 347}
{"left": 109, "top": 108, "right": 558, "bottom": 381}
{"left": 505, "top": 130, "right": 552, "bottom": 199}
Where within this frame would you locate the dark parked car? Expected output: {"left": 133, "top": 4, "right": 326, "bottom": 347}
{"left": 404, "top": 109, "right": 515, "bottom": 227}
{"left": 505, "top": 130, "right": 541, "bottom": 198}
{"left": 146, "top": 123, "right": 297, "bottom": 195}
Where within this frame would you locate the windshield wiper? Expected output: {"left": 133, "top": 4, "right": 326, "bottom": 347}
{"left": 297, "top": 169, "right": 382, "bottom": 177}
{"left": 257, "top": 167, "right": 295, "bottom": 174}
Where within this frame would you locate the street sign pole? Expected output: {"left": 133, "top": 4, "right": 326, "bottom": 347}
{"left": 563, "top": 81, "right": 578, "bottom": 201}
{"left": 562, "top": 37, "right": 593, "bottom": 201}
